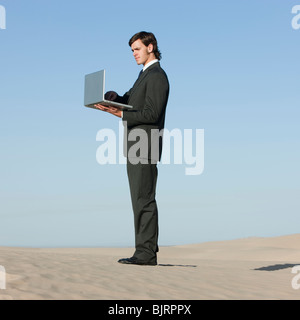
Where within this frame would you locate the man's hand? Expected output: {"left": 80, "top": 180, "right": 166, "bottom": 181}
{"left": 105, "top": 91, "right": 118, "bottom": 101}
{"left": 94, "top": 104, "right": 122, "bottom": 118}
{"left": 94, "top": 91, "right": 121, "bottom": 117}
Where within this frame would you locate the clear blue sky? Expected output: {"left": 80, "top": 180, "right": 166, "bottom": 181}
{"left": 0, "top": 0, "right": 299, "bottom": 247}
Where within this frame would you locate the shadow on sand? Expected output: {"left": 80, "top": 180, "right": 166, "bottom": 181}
{"left": 254, "top": 263, "right": 300, "bottom": 271}
{"left": 158, "top": 264, "right": 197, "bottom": 268}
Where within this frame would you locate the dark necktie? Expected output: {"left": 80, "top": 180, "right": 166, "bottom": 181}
{"left": 138, "top": 70, "right": 143, "bottom": 79}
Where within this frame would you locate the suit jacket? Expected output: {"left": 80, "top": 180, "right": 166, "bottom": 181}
{"left": 116, "top": 62, "right": 169, "bottom": 162}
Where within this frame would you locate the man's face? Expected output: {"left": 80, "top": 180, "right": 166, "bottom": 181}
{"left": 131, "top": 39, "right": 153, "bottom": 66}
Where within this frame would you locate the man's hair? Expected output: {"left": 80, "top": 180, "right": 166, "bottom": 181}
{"left": 129, "top": 31, "right": 162, "bottom": 61}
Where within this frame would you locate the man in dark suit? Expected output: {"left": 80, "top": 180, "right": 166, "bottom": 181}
{"left": 95, "top": 31, "right": 169, "bottom": 266}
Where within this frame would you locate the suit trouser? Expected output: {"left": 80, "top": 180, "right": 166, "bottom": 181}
{"left": 126, "top": 158, "right": 159, "bottom": 262}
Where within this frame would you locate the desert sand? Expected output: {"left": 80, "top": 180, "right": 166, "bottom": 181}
{"left": 1, "top": 234, "right": 300, "bottom": 300}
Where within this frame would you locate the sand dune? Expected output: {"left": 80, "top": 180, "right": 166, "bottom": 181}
{"left": 1, "top": 234, "right": 300, "bottom": 300}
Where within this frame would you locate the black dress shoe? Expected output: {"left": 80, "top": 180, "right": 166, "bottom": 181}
{"left": 118, "top": 257, "right": 157, "bottom": 266}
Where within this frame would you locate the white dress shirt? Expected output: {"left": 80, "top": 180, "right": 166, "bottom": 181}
{"left": 143, "top": 59, "right": 159, "bottom": 72}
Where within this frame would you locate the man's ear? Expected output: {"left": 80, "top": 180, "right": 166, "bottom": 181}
{"left": 147, "top": 44, "right": 154, "bottom": 53}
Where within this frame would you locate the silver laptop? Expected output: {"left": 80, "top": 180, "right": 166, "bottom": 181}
{"left": 84, "top": 69, "right": 133, "bottom": 110}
